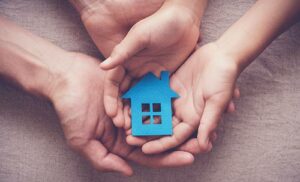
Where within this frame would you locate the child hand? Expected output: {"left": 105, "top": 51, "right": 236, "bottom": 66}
{"left": 126, "top": 0, "right": 300, "bottom": 154}
{"left": 101, "top": 0, "right": 206, "bottom": 127}
{"left": 126, "top": 43, "right": 241, "bottom": 154}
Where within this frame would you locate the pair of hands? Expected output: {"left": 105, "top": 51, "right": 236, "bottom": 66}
{"left": 81, "top": 1, "right": 240, "bottom": 153}
{"left": 50, "top": 0, "right": 240, "bottom": 175}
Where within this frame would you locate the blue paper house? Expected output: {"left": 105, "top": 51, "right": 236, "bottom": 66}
{"left": 122, "top": 71, "right": 179, "bottom": 136}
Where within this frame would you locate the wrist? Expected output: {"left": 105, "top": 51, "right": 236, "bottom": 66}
{"left": 203, "top": 41, "right": 243, "bottom": 76}
{"left": 215, "top": 39, "right": 250, "bottom": 74}
{"left": 69, "top": 0, "right": 105, "bottom": 22}
{"left": 164, "top": 0, "right": 207, "bottom": 25}
{"left": 68, "top": 0, "right": 99, "bottom": 14}
{"left": 0, "top": 41, "right": 49, "bottom": 98}
{"left": 0, "top": 41, "right": 71, "bottom": 100}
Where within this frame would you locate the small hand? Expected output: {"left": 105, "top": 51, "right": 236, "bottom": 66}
{"left": 48, "top": 53, "right": 195, "bottom": 175}
{"left": 126, "top": 43, "right": 241, "bottom": 154}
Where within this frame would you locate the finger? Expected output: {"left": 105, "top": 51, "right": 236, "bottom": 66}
{"left": 177, "top": 138, "right": 201, "bottom": 154}
{"left": 127, "top": 149, "right": 194, "bottom": 168}
{"left": 126, "top": 135, "right": 150, "bottom": 146}
{"left": 125, "top": 128, "right": 132, "bottom": 136}
{"left": 124, "top": 105, "right": 131, "bottom": 130}
{"left": 142, "top": 122, "right": 195, "bottom": 154}
{"left": 111, "top": 96, "right": 125, "bottom": 128}
{"left": 197, "top": 99, "right": 226, "bottom": 153}
{"left": 172, "top": 116, "right": 181, "bottom": 126}
{"left": 177, "top": 130, "right": 217, "bottom": 155}
{"left": 125, "top": 117, "right": 158, "bottom": 146}
{"left": 136, "top": 117, "right": 189, "bottom": 153}
{"left": 210, "top": 131, "right": 218, "bottom": 142}
{"left": 120, "top": 75, "right": 132, "bottom": 93}
{"left": 81, "top": 140, "right": 133, "bottom": 176}
{"left": 125, "top": 115, "right": 182, "bottom": 147}
{"left": 103, "top": 67, "right": 125, "bottom": 127}
{"left": 233, "top": 87, "right": 240, "bottom": 99}
{"left": 100, "top": 25, "right": 149, "bottom": 70}
{"left": 226, "top": 100, "right": 235, "bottom": 113}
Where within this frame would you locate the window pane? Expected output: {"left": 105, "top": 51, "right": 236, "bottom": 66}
{"left": 153, "top": 103, "right": 161, "bottom": 112}
{"left": 142, "top": 103, "right": 150, "bottom": 112}
{"left": 153, "top": 115, "right": 162, "bottom": 124}
{"left": 142, "top": 115, "right": 150, "bottom": 125}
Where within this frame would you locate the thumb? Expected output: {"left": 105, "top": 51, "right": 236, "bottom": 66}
{"left": 197, "top": 97, "right": 229, "bottom": 152}
{"left": 82, "top": 140, "right": 133, "bottom": 176}
{"left": 100, "top": 25, "right": 149, "bottom": 70}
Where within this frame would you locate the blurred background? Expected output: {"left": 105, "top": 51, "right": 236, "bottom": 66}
{"left": 0, "top": 0, "right": 299, "bottom": 181}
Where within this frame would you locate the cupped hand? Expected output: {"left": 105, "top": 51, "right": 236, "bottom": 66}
{"left": 47, "top": 52, "right": 196, "bottom": 176}
{"left": 79, "top": 0, "right": 201, "bottom": 127}
{"left": 80, "top": 0, "right": 165, "bottom": 57}
{"left": 126, "top": 43, "right": 241, "bottom": 154}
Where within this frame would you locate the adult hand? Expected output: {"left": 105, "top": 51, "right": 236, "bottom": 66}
{"left": 48, "top": 53, "right": 195, "bottom": 175}
{"left": 0, "top": 15, "right": 197, "bottom": 176}
{"left": 71, "top": 0, "right": 205, "bottom": 127}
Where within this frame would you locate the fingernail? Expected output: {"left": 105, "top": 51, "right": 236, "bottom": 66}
{"left": 100, "top": 57, "right": 111, "bottom": 67}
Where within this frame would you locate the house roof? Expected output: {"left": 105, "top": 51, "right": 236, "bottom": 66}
{"left": 122, "top": 71, "right": 179, "bottom": 100}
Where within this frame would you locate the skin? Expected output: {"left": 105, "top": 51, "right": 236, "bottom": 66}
{"left": 126, "top": 0, "right": 300, "bottom": 154}
{"left": 69, "top": 0, "right": 207, "bottom": 127}
{"left": 125, "top": 43, "right": 240, "bottom": 152}
{"left": 49, "top": 53, "right": 195, "bottom": 176}
{"left": 0, "top": 17, "right": 199, "bottom": 176}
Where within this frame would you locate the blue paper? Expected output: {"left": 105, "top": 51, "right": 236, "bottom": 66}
{"left": 122, "top": 71, "right": 179, "bottom": 136}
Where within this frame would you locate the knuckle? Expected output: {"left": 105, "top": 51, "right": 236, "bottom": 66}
{"left": 173, "top": 134, "right": 181, "bottom": 144}
{"left": 90, "top": 158, "right": 111, "bottom": 173}
{"left": 92, "top": 163, "right": 106, "bottom": 172}
{"left": 136, "top": 32, "right": 149, "bottom": 46}
{"left": 113, "top": 45, "right": 130, "bottom": 60}
{"left": 192, "top": 147, "right": 202, "bottom": 155}
{"left": 198, "top": 142, "right": 210, "bottom": 153}
{"left": 112, "top": 44, "right": 128, "bottom": 59}
{"left": 131, "top": 24, "right": 149, "bottom": 45}
{"left": 66, "top": 136, "right": 87, "bottom": 151}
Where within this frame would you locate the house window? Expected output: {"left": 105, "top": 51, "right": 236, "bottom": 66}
{"left": 141, "top": 103, "right": 162, "bottom": 124}
{"left": 153, "top": 115, "right": 162, "bottom": 124}
{"left": 153, "top": 103, "right": 161, "bottom": 112}
{"left": 142, "top": 103, "right": 150, "bottom": 112}
{"left": 142, "top": 115, "right": 150, "bottom": 125}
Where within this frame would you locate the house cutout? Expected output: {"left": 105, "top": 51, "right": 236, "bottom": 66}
{"left": 122, "top": 71, "right": 179, "bottom": 136}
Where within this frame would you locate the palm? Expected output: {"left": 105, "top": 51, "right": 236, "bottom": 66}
{"left": 173, "top": 44, "right": 237, "bottom": 125}
{"left": 50, "top": 53, "right": 195, "bottom": 175}
{"left": 127, "top": 43, "right": 240, "bottom": 154}
{"left": 82, "top": 0, "right": 165, "bottom": 58}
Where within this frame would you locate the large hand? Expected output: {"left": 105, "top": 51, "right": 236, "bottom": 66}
{"left": 48, "top": 53, "right": 195, "bottom": 175}
{"left": 127, "top": 43, "right": 240, "bottom": 154}
{"left": 79, "top": 0, "right": 165, "bottom": 57}
{"left": 77, "top": 0, "right": 203, "bottom": 127}
{"left": 100, "top": 1, "right": 201, "bottom": 72}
